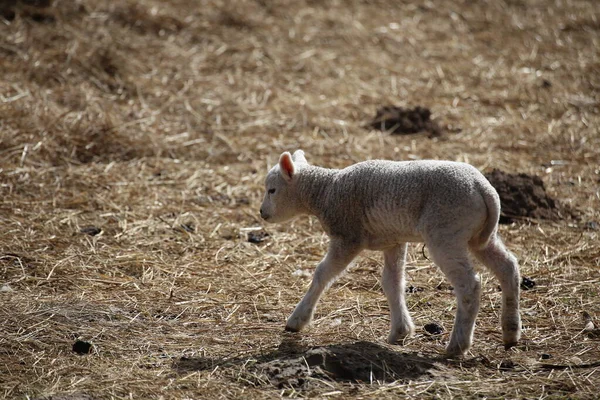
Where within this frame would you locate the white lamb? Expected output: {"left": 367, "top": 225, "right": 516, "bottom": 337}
{"left": 260, "top": 150, "right": 521, "bottom": 356}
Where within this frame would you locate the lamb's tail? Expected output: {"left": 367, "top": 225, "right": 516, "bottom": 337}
{"left": 470, "top": 179, "right": 501, "bottom": 250}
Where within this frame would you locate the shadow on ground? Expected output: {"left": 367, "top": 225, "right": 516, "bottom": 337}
{"left": 174, "top": 335, "right": 442, "bottom": 388}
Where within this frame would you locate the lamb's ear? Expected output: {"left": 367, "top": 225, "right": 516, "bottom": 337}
{"left": 279, "top": 152, "right": 295, "bottom": 181}
{"left": 292, "top": 150, "right": 308, "bottom": 165}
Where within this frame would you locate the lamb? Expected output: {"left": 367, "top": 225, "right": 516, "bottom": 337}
{"left": 260, "top": 150, "right": 521, "bottom": 356}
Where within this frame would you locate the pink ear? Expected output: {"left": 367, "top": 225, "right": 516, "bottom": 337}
{"left": 279, "top": 152, "right": 295, "bottom": 181}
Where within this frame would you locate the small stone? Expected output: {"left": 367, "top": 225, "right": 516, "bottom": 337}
{"left": 291, "top": 269, "right": 311, "bottom": 278}
{"left": 582, "top": 311, "right": 596, "bottom": 331}
{"left": 80, "top": 226, "right": 101, "bottom": 236}
{"left": 0, "top": 284, "right": 13, "bottom": 292}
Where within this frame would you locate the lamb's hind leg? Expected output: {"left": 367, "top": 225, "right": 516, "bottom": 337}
{"left": 382, "top": 244, "right": 415, "bottom": 344}
{"left": 285, "top": 238, "right": 360, "bottom": 332}
{"left": 471, "top": 236, "right": 521, "bottom": 349}
{"left": 428, "top": 243, "right": 481, "bottom": 356}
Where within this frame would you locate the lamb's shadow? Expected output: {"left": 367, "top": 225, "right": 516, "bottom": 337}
{"left": 174, "top": 335, "right": 442, "bottom": 387}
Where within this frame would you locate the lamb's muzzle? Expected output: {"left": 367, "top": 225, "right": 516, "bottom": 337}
{"left": 260, "top": 150, "right": 521, "bottom": 356}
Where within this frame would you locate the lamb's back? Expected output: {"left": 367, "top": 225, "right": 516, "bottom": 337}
{"left": 323, "top": 160, "right": 489, "bottom": 247}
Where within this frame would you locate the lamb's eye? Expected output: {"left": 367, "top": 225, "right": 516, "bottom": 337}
{"left": 268, "top": 188, "right": 276, "bottom": 194}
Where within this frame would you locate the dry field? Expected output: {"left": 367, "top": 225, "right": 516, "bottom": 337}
{"left": 1, "top": 0, "right": 599, "bottom": 398}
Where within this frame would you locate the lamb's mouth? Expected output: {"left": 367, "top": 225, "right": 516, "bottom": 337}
{"left": 260, "top": 209, "right": 270, "bottom": 221}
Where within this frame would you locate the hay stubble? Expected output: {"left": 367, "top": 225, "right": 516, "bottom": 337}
{"left": 1, "top": 0, "right": 599, "bottom": 398}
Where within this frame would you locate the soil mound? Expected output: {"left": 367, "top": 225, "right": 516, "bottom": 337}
{"left": 484, "top": 169, "right": 570, "bottom": 224}
{"left": 256, "top": 341, "right": 434, "bottom": 388}
{"left": 369, "top": 106, "right": 442, "bottom": 137}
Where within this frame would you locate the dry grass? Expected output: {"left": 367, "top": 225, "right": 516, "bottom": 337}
{"left": 1, "top": 0, "right": 599, "bottom": 398}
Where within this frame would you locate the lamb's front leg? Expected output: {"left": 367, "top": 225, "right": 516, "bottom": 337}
{"left": 382, "top": 244, "right": 415, "bottom": 344}
{"left": 285, "top": 238, "right": 361, "bottom": 332}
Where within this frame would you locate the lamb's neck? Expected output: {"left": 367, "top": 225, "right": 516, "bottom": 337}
{"left": 296, "top": 165, "right": 337, "bottom": 217}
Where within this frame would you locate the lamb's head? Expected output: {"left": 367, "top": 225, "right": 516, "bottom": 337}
{"left": 260, "top": 150, "right": 308, "bottom": 223}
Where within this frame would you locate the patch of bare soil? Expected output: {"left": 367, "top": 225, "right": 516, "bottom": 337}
{"left": 176, "top": 340, "right": 437, "bottom": 390}
{"left": 257, "top": 342, "right": 434, "bottom": 388}
{"left": 485, "top": 169, "right": 572, "bottom": 224}
{"left": 369, "top": 106, "right": 442, "bottom": 137}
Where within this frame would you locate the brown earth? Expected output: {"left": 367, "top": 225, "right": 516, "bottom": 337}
{"left": 176, "top": 339, "right": 440, "bottom": 389}
{"left": 485, "top": 169, "right": 574, "bottom": 224}
{"left": 369, "top": 105, "right": 443, "bottom": 137}
{"left": 1, "top": 0, "right": 599, "bottom": 399}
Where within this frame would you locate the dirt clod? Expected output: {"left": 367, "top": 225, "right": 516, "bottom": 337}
{"left": 256, "top": 341, "right": 434, "bottom": 387}
{"left": 424, "top": 322, "right": 444, "bottom": 335}
{"left": 247, "top": 230, "right": 269, "bottom": 244}
{"left": 406, "top": 285, "right": 423, "bottom": 293}
{"left": 80, "top": 226, "right": 101, "bottom": 236}
{"left": 484, "top": 169, "right": 570, "bottom": 224}
{"left": 369, "top": 106, "right": 442, "bottom": 137}
{"left": 520, "top": 277, "right": 536, "bottom": 290}
{"left": 72, "top": 340, "right": 92, "bottom": 355}
{"left": 499, "top": 359, "right": 515, "bottom": 370}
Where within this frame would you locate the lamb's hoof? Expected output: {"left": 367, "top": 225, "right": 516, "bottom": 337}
{"left": 445, "top": 349, "right": 465, "bottom": 358}
{"left": 387, "top": 327, "right": 415, "bottom": 345}
{"left": 445, "top": 343, "right": 469, "bottom": 358}
{"left": 502, "top": 328, "right": 521, "bottom": 349}
{"left": 504, "top": 341, "right": 518, "bottom": 350}
{"left": 387, "top": 334, "right": 408, "bottom": 345}
{"left": 284, "top": 324, "right": 300, "bottom": 332}
{"left": 285, "top": 314, "right": 310, "bottom": 332}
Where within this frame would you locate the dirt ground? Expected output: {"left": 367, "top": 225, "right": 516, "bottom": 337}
{"left": 1, "top": 0, "right": 599, "bottom": 399}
